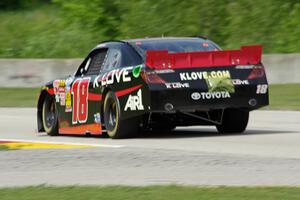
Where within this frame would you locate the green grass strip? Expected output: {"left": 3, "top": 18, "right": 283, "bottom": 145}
{"left": 0, "top": 88, "right": 40, "bottom": 107}
{"left": 267, "top": 84, "right": 300, "bottom": 110}
{"left": 1, "top": 186, "right": 300, "bottom": 200}
{"left": 0, "top": 145, "right": 9, "bottom": 151}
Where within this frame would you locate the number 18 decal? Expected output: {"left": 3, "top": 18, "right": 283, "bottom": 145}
{"left": 256, "top": 84, "right": 268, "bottom": 94}
{"left": 71, "top": 78, "right": 90, "bottom": 124}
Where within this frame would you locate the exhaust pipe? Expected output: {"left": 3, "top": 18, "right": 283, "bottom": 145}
{"left": 164, "top": 103, "right": 174, "bottom": 112}
{"left": 248, "top": 98, "right": 257, "bottom": 107}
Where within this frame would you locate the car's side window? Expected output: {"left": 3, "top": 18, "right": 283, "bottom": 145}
{"left": 101, "top": 48, "right": 121, "bottom": 71}
{"left": 120, "top": 44, "right": 143, "bottom": 67}
{"left": 85, "top": 49, "right": 108, "bottom": 76}
{"left": 75, "top": 48, "right": 108, "bottom": 77}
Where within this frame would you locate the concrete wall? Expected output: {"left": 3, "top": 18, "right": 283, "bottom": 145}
{"left": 262, "top": 54, "right": 300, "bottom": 84}
{"left": 0, "top": 59, "right": 81, "bottom": 87}
{"left": 0, "top": 54, "right": 299, "bottom": 87}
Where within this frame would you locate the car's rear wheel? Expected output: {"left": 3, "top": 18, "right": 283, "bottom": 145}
{"left": 216, "top": 108, "right": 249, "bottom": 133}
{"left": 103, "top": 91, "right": 139, "bottom": 139}
{"left": 42, "top": 95, "right": 59, "bottom": 136}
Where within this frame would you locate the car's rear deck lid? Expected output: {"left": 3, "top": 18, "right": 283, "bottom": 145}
{"left": 145, "top": 45, "right": 262, "bottom": 69}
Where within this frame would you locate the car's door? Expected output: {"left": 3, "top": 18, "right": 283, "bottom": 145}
{"left": 95, "top": 43, "right": 149, "bottom": 121}
{"left": 82, "top": 48, "right": 108, "bottom": 133}
{"left": 58, "top": 48, "right": 108, "bottom": 135}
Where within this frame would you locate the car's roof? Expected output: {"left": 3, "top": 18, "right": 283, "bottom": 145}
{"left": 93, "top": 37, "right": 210, "bottom": 50}
{"left": 123, "top": 37, "right": 208, "bottom": 43}
{"left": 93, "top": 37, "right": 217, "bottom": 53}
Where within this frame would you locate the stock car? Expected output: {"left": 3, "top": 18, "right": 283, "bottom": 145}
{"left": 37, "top": 37, "right": 269, "bottom": 139}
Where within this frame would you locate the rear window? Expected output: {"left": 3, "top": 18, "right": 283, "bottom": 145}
{"left": 131, "top": 39, "right": 220, "bottom": 53}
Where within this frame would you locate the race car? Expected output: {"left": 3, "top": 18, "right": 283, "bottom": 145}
{"left": 37, "top": 37, "right": 269, "bottom": 139}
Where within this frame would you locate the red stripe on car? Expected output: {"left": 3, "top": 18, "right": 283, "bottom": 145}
{"left": 116, "top": 84, "right": 143, "bottom": 97}
{"left": 88, "top": 93, "right": 102, "bottom": 101}
{"left": 47, "top": 85, "right": 142, "bottom": 101}
{"left": 47, "top": 88, "right": 54, "bottom": 95}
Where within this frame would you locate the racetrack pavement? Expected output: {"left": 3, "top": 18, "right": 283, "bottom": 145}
{"left": 0, "top": 108, "right": 300, "bottom": 187}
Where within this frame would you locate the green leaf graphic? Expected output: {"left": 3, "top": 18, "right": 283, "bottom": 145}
{"left": 132, "top": 65, "right": 142, "bottom": 78}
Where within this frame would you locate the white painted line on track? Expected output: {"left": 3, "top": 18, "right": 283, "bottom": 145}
{"left": 0, "top": 138, "right": 124, "bottom": 148}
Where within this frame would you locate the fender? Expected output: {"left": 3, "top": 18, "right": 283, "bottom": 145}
{"left": 37, "top": 89, "right": 50, "bottom": 131}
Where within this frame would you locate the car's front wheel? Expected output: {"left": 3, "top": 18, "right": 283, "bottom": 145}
{"left": 42, "top": 95, "right": 59, "bottom": 136}
{"left": 103, "top": 91, "right": 139, "bottom": 139}
{"left": 216, "top": 109, "right": 249, "bottom": 133}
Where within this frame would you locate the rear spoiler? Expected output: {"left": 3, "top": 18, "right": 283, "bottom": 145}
{"left": 145, "top": 45, "right": 262, "bottom": 69}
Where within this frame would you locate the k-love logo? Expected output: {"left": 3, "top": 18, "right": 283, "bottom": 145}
{"left": 165, "top": 82, "right": 189, "bottom": 89}
{"left": 232, "top": 79, "right": 249, "bottom": 85}
{"left": 124, "top": 89, "right": 144, "bottom": 111}
{"left": 100, "top": 67, "right": 132, "bottom": 86}
{"left": 93, "top": 65, "right": 143, "bottom": 88}
{"left": 180, "top": 70, "right": 231, "bottom": 81}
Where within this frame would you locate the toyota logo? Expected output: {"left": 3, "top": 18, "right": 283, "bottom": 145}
{"left": 191, "top": 92, "right": 201, "bottom": 100}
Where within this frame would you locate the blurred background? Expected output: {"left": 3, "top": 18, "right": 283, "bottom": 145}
{"left": 0, "top": 0, "right": 300, "bottom": 58}
{"left": 0, "top": 0, "right": 299, "bottom": 109}
{"left": 1, "top": 1, "right": 300, "bottom": 196}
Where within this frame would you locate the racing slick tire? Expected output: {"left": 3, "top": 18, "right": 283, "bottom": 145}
{"left": 42, "top": 95, "right": 59, "bottom": 136}
{"left": 216, "top": 108, "right": 249, "bottom": 134}
{"left": 103, "top": 91, "right": 139, "bottom": 139}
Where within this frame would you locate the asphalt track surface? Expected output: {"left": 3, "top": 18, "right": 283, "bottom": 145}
{"left": 0, "top": 108, "right": 300, "bottom": 187}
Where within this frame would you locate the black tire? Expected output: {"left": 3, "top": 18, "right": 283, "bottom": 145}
{"left": 103, "top": 91, "right": 139, "bottom": 139}
{"left": 216, "top": 109, "right": 249, "bottom": 133}
{"left": 42, "top": 95, "right": 59, "bottom": 136}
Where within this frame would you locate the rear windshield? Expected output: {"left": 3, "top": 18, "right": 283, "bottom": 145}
{"left": 130, "top": 38, "right": 220, "bottom": 54}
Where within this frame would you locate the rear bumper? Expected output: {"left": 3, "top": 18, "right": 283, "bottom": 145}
{"left": 149, "top": 86, "right": 269, "bottom": 112}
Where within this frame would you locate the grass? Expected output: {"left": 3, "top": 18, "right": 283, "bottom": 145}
{"left": 0, "top": 186, "right": 300, "bottom": 200}
{"left": 0, "top": 145, "right": 9, "bottom": 151}
{"left": 0, "top": 87, "right": 40, "bottom": 107}
{"left": 267, "top": 84, "right": 300, "bottom": 110}
{"left": 0, "top": 84, "right": 299, "bottom": 110}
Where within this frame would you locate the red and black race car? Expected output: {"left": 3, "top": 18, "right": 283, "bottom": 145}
{"left": 37, "top": 37, "right": 269, "bottom": 139}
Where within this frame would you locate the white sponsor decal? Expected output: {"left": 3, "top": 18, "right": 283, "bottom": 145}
{"left": 55, "top": 95, "right": 60, "bottom": 103}
{"left": 235, "top": 65, "right": 255, "bottom": 69}
{"left": 53, "top": 79, "right": 67, "bottom": 105}
{"left": 154, "top": 69, "right": 175, "bottom": 74}
{"left": 165, "top": 82, "right": 190, "bottom": 89}
{"left": 53, "top": 80, "right": 60, "bottom": 102}
{"left": 180, "top": 70, "right": 231, "bottom": 81}
{"left": 94, "top": 113, "right": 101, "bottom": 124}
{"left": 191, "top": 91, "right": 231, "bottom": 100}
{"left": 93, "top": 67, "right": 132, "bottom": 88}
{"left": 65, "top": 76, "right": 74, "bottom": 87}
{"left": 59, "top": 91, "right": 66, "bottom": 106}
{"left": 124, "top": 89, "right": 144, "bottom": 111}
{"left": 232, "top": 79, "right": 249, "bottom": 85}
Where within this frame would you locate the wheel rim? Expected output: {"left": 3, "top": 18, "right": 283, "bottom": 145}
{"left": 44, "top": 98, "right": 56, "bottom": 129}
{"left": 107, "top": 102, "right": 117, "bottom": 131}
